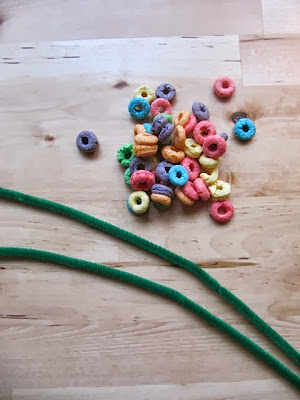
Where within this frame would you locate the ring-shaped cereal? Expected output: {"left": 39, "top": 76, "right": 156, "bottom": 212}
{"left": 202, "top": 135, "right": 227, "bottom": 159}
{"left": 199, "top": 154, "right": 220, "bottom": 169}
{"left": 127, "top": 191, "right": 150, "bottom": 215}
{"left": 168, "top": 165, "right": 189, "bottom": 186}
{"left": 161, "top": 145, "right": 185, "bottom": 163}
{"left": 134, "top": 133, "right": 158, "bottom": 146}
{"left": 184, "top": 114, "right": 197, "bottom": 134}
{"left": 128, "top": 97, "right": 150, "bottom": 120}
{"left": 134, "top": 124, "right": 147, "bottom": 136}
{"left": 209, "top": 180, "right": 231, "bottom": 200}
{"left": 129, "top": 157, "right": 153, "bottom": 175}
{"left": 213, "top": 76, "right": 235, "bottom": 98}
{"left": 175, "top": 187, "right": 195, "bottom": 206}
{"left": 151, "top": 193, "right": 171, "bottom": 207}
{"left": 172, "top": 125, "right": 186, "bottom": 149}
{"left": 234, "top": 118, "right": 256, "bottom": 141}
{"left": 133, "top": 144, "right": 158, "bottom": 157}
{"left": 143, "top": 123, "right": 152, "bottom": 133}
{"left": 156, "top": 161, "right": 173, "bottom": 183}
{"left": 180, "top": 157, "right": 200, "bottom": 181}
{"left": 130, "top": 170, "right": 155, "bottom": 191}
{"left": 192, "top": 102, "right": 210, "bottom": 121}
{"left": 117, "top": 143, "right": 135, "bottom": 167}
{"left": 175, "top": 110, "right": 190, "bottom": 127}
{"left": 153, "top": 113, "right": 173, "bottom": 123}
{"left": 183, "top": 138, "right": 202, "bottom": 158}
{"left": 210, "top": 201, "right": 234, "bottom": 223}
{"left": 133, "top": 85, "right": 154, "bottom": 103}
{"left": 193, "top": 121, "right": 217, "bottom": 145}
{"left": 200, "top": 168, "right": 218, "bottom": 186}
{"left": 150, "top": 98, "right": 172, "bottom": 117}
{"left": 155, "top": 83, "right": 176, "bottom": 102}
{"left": 182, "top": 181, "right": 198, "bottom": 200}
{"left": 124, "top": 168, "right": 131, "bottom": 186}
{"left": 193, "top": 178, "right": 210, "bottom": 201}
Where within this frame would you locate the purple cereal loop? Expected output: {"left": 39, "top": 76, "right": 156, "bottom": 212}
{"left": 155, "top": 83, "right": 176, "bottom": 102}
{"left": 129, "top": 157, "right": 152, "bottom": 175}
{"left": 158, "top": 123, "right": 174, "bottom": 144}
{"left": 151, "top": 116, "right": 168, "bottom": 135}
{"left": 192, "top": 102, "right": 210, "bottom": 121}
{"left": 151, "top": 184, "right": 173, "bottom": 198}
{"left": 219, "top": 132, "right": 228, "bottom": 141}
{"left": 156, "top": 161, "right": 174, "bottom": 183}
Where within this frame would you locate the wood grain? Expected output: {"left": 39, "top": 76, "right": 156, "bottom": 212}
{"left": 262, "top": 0, "right": 300, "bottom": 34}
{"left": 240, "top": 35, "right": 300, "bottom": 86}
{"left": 0, "top": 0, "right": 263, "bottom": 43}
{"left": 0, "top": 36, "right": 300, "bottom": 400}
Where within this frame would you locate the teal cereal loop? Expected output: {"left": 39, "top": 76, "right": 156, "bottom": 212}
{"left": 128, "top": 98, "right": 150, "bottom": 120}
{"left": 124, "top": 168, "right": 131, "bottom": 186}
{"left": 117, "top": 144, "right": 134, "bottom": 168}
{"left": 234, "top": 118, "right": 256, "bottom": 141}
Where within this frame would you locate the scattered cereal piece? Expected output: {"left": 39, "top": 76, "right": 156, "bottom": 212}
{"left": 209, "top": 180, "right": 231, "bottom": 200}
{"left": 234, "top": 118, "right": 256, "bottom": 141}
{"left": 192, "top": 102, "right": 210, "bottom": 121}
{"left": 117, "top": 143, "right": 134, "bottom": 167}
{"left": 155, "top": 83, "right": 176, "bottom": 102}
{"left": 128, "top": 97, "right": 150, "bottom": 120}
{"left": 76, "top": 130, "right": 98, "bottom": 154}
{"left": 213, "top": 76, "right": 235, "bottom": 98}
{"left": 133, "top": 85, "right": 155, "bottom": 103}
{"left": 202, "top": 135, "right": 227, "bottom": 159}
{"left": 210, "top": 200, "right": 234, "bottom": 222}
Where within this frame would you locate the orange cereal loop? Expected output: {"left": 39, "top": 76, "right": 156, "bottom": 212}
{"left": 134, "top": 133, "right": 158, "bottom": 146}
{"left": 133, "top": 144, "right": 158, "bottom": 157}
{"left": 172, "top": 125, "right": 186, "bottom": 149}
{"left": 175, "top": 110, "right": 190, "bottom": 127}
{"left": 134, "top": 124, "right": 147, "bottom": 136}
{"left": 150, "top": 193, "right": 171, "bottom": 206}
{"left": 161, "top": 145, "right": 185, "bottom": 163}
{"left": 175, "top": 187, "right": 195, "bottom": 206}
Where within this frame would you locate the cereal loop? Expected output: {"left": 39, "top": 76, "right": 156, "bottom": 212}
{"left": 183, "top": 138, "right": 202, "bottom": 158}
{"left": 134, "top": 133, "right": 158, "bottom": 146}
{"left": 168, "top": 165, "right": 189, "bottom": 187}
{"left": 150, "top": 98, "right": 172, "bottom": 117}
{"left": 202, "top": 135, "right": 227, "bottom": 159}
{"left": 133, "top": 144, "right": 158, "bottom": 157}
{"left": 172, "top": 125, "right": 186, "bottom": 149}
{"left": 184, "top": 114, "right": 197, "bottom": 134}
{"left": 210, "top": 201, "right": 234, "bottom": 223}
{"left": 133, "top": 85, "right": 155, "bottom": 103}
{"left": 175, "top": 187, "right": 195, "bottom": 206}
{"left": 200, "top": 168, "right": 218, "bottom": 186}
{"left": 151, "top": 193, "right": 171, "bottom": 206}
{"left": 130, "top": 170, "right": 155, "bottom": 191}
{"left": 213, "top": 77, "right": 235, "bottom": 98}
{"left": 199, "top": 154, "right": 220, "bottom": 169}
{"left": 161, "top": 145, "right": 185, "bottom": 163}
{"left": 193, "top": 178, "right": 210, "bottom": 201}
{"left": 134, "top": 124, "right": 147, "bottom": 136}
{"left": 128, "top": 98, "right": 150, "bottom": 120}
{"left": 182, "top": 181, "right": 199, "bottom": 200}
{"left": 175, "top": 110, "right": 190, "bottom": 127}
{"left": 209, "top": 180, "right": 231, "bottom": 200}
{"left": 127, "top": 191, "right": 150, "bottom": 215}
{"left": 193, "top": 121, "right": 216, "bottom": 145}
{"left": 181, "top": 157, "right": 200, "bottom": 181}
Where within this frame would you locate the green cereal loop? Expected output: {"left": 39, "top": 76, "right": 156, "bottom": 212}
{"left": 117, "top": 144, "right": 134, "bottom": 168}
{"left": 153, "top": 113, "right": 173, "bottom": 124}
{"left": 124, "top": 168, "right": 131, "bottom": 186}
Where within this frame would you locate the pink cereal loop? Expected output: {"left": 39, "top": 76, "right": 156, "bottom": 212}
{"left": 150, "top": 98, "right": 172, "bottom": 117}
{"left": 184, "top": 114, "right": 197, "bottom": 134}
{"left": 181, "top": 157, "right": 200, "bottom": 181}
{"left": 213, "top": 77, "right": 235, "bottom": 98}
{"left": 182, "top": 181, "right": 199, "bottom": 200}
{"left": 210, "top": 200, "right": 234, "bottom": 222}
{"left": 202, "top": 135, "right": 227, "bottom": 159}
{"left": 193, "top": 178, "right": 210, "bottom": 201}
{"left": 193, "top": 121, "right": 217, "bottom": 145}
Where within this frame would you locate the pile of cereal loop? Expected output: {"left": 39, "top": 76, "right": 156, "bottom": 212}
{"left": 117, "top": 80, "right": 256, "bottom": 222}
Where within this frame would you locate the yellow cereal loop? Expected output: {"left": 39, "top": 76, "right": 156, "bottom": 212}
{"left": 133, "top": 85, "right": 155, "bottom": 103}
{"left": 128, "top": 191, "right": 150, "bottom": 214}
{"left": 183, "top": 138, "right": 202, "bottom": 158}
{"left": 200, "top": 168, "right": 218, "bottom": 186}
{"left": 199, "top": 154, "right": 220, "bottom": 169}
{"left": 175, "top": 110, "right": 190, "bottom": 127}
{"left": 209, "top": 180, "right": 231, "bottom": 200}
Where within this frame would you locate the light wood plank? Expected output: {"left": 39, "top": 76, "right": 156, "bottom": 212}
{"left": 240, "top": 35, "right": 300, "bottom": 86}
{"left": 0, "top": 38, "right": 299, "bottom": 400}
{"left": 0, "top": 0, "right": 263, "bottom": 43}
{"left": 12, "top": 380, "right": 300, "bottom": 400}
{"left": 262, "top": 0, "right": 300, "bottom": 34}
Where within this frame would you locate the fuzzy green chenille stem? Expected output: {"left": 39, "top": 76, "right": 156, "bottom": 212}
{"left": 0, "top": 247, "right": 299, "bottom": 390}
{"left": 0, "top": 187, "right": 299, "bottom": 371}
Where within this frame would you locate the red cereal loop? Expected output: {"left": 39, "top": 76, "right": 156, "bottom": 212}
{"left": 150, "top": 98, "right": 172, "bottom": 117}
{"left": 182, "top": 181, "right": 199, "bottom": 200}
{"left": 210, "top": 200, "right": 234, "bottom": 222}
{"left": 184, "top": 114, "right": 197, "bottom": 134}
{"left": 202, "top": 135, "right": 227, "bottom": 159}
{"left": 213, "top": 77, "right": 235, "bottom": 98}
{"left": 130, "top": 170, "right": 155, "bottom": 191}
{"left": 193, "top": 178, "right": 210, "bottom": 201}
{"left": 193, "top": 121, "right": 216, "bottom": 145}
{"left": 180, "top": 157, "right": 200, "bottom": 181}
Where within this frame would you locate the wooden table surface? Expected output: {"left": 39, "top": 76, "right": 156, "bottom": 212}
{"left": 0, "top": 1, "right": 299, "bottom": 399}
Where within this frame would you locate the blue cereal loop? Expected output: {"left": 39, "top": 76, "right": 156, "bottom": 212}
{"left": 128, "top": 98, "right": 150, "bottom": 120}
{"left": 234, "top": 118, "right": 256, "bottom": 141}
{"left": 168, "top": 165, "right": 189, "bottom": 186}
